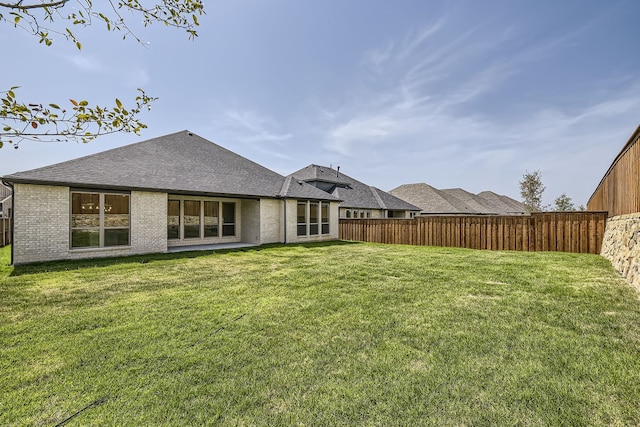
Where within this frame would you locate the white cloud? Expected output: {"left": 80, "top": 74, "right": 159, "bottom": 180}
{"left": 66, "top": 54, "right": 103, "bottom": 71}
{"left": 315, "top": 18, "right": 640, "bottom": 204}
{"left": 213, "top": 108, "right": 293, "bottom": 143}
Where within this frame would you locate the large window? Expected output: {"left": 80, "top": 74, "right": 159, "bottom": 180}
{"left": 71, "top": 191, "right": 130, "bottom": 248}
{"left": 167, "top": 198, "right": 236, "bottom": 240}
{"left": 184, "top": 200, "right": 201, "bottom": 238}
{"left": 321, "top": 202, "right": 330, "bottom": 234}
{"left": 297, "top": 202, "right": 307, "bottom": 236}
{"left": 222, "top": 202, "right": 235, "bottom": 236}
{"left": 167, "top": 200, "right": 180, "bottom": 239}
{"left": 309, "top": 202, "right": 319, "bottom": 235}
{"left": 297, "top": 200, "right": 330, "bottom": 236}
{"left": 204, "top": 201, "right": 219, "bottom": 237}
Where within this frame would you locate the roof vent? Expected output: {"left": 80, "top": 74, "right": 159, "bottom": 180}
{"left": 297, "top": 180, "right": 304, "bottom": 185}
{"left": 188, "top": 132, "right": 193, "bottom": 136}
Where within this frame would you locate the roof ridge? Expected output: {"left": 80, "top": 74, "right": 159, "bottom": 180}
{"left": 279, "top": 175, "right": 293, "bottom": 198}
{"left": 369, "top": 186, "right": 387, "bottom": 210}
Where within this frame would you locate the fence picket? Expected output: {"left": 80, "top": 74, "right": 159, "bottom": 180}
{"left": 339, "top": 212, "right": 607, "bottom": 254}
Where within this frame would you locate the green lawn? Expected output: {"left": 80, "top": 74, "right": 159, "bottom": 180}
{"left": 1, "top": 242, "right": 639, "bottom": 426}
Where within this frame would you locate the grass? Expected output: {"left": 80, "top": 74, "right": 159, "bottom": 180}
{"left": 1, "top": 242, "right": 640, "bottom": 426}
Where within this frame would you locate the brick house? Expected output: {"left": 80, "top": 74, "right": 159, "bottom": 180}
{"left": 2, "top": 131, "right": 340, "bottom": 264}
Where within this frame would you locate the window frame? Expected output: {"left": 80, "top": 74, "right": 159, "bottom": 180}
{"left": 297, "top": 200, "right": 330, "bottom": 236}
{"left": 70, "top": 190, "right": 131, "bottom": 249}
{"left": 167, "top": 197, "right": 237, "bottom": 241}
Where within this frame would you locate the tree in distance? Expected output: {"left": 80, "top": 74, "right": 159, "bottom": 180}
{"left": 0, "top": 0, "right": 205, "bottom": 149}
{"left": 552, "top": 193, "right": 576, "bottom": 211}
{"left": 519, "top": 169, "right": 545, "bottom": 213}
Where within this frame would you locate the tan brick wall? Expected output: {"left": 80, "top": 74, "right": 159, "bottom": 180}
{"left": 285, "top": 199, "right": 339, "bottom": 244}
{"left": 13, "top": 184, "right": 339, "bottom": 264}
{"left": 241, "top": 199, "right": 261, "bottom": 244}
{"left": 13, "top": 184, "right": 70, "bottom": 264}
{"left": 13, "top": 186, "right": 168, "bottom": 264}
{"left": 260, "top": 198, "right": 283, "bottom": 244}
{"left": 68, "top": 191, "right": 168, "bottom": 260}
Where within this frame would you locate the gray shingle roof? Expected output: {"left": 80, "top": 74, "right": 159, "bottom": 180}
{"left": 389, "top": 183, "right": 476, "bottom": 214}
{"left": 440, "top": 188, "right": 498, "bottom": 214}
{"left": 3, "top": 131, "right": 338, "bottom": 201}
{"left": 389, "top": 183, "right": 527, "bottom": 215}
{"left": 476, "top": 191, "right": 527, "bottom": 215}
{"left": 290, "top": 165, "right": 420, "bottom": 211}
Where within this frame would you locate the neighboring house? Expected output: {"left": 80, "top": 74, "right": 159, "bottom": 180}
{"left": 389, "top": 183, "right": 527, "bottom": 215}
{"left": 476, "top": 191, "right": 528, "bottom": 215}
{"left": 2, "top": 131, "right": 340, "bottom": 264}
{"left": 289, "top": 165, "right": 421, "bottom": 219}
{"left": 0, "top": 183, "right": 12, "bottom": 218}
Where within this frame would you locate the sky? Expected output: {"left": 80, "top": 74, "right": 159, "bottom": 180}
{"left": 1, "top": 0, "right": 639, "bottom": 207}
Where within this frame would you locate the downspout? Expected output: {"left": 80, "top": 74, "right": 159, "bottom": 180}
{"left": 2, "top": 180, "right": 14, "bottom": 265}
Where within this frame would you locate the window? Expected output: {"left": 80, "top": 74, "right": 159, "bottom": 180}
{"left": 345, "top": 210, "right": 351, "bottom": 219}
{"left": 184, "top": 200, "right": 201, "bottom": 238}
{"left": 104, "top": 194, "right": 130, "bottom": 246}
{"left": 297, "top": 202, "right": 307, "bottom": 236}
{"left": 167, "top": 200, "right": 180, "bottom": 239}
{"left": 222, "top": 202, "right": 236, "bottom": 236}
{"left": 71, "top": 191, "right": 130, "bottom": 248}
{"left": 204, "top": 201, "right": 219, "bottom": 237}
{"left": 167, "top": 198, "right": 236, "bottom": 240}
{"left": 297, "top": 200, "right": 330, "bottom": 236}
{"left": 321, "top": 203, "right": 330, "bottom": 234}
{"left": 309, "top": 202, "right": 319, "bottom": 235}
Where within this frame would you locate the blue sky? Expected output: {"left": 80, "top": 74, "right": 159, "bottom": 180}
{"left": 2, "top": 0, "right": 639, "bottom": 206}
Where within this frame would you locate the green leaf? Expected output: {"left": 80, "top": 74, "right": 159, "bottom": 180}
{"left": 49, "top": 103, "right": 60, "bottom": 109}
{"left": 115, "top": 98, "right": 123, "bottom": 109}
{"left": 14, "top": 15, "right": 20, "bottom": 24}
{"left": 3, "top": 126, "right": 11, "bottom": 131}
{"left": 75, "top": 41, "right": 82, "bottom": 50}
{"left": 69, "top": 99, "right": 78, "bottom": 106}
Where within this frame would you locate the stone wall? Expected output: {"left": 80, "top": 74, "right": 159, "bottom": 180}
{"left": 600, "top": 213, "right": 640, "bottom": 290}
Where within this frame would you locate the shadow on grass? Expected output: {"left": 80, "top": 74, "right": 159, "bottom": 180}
{"left": 9, "top": 240, "right": 363, "bottom": 276}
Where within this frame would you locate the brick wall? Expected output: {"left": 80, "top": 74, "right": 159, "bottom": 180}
{"left": 284, "top": 199, "right": 339, "bottom": 244}
{"left": 13, "top": 184, "right": 70, "bottom": 264}
{"left": 259, "top": 198, "right": 282, "bottom": 244}
{"left": 241, "top": 199, "right": 261, "bottom": 244}
{"left": 13, "top": 185, "right": 168, "bottom": 264}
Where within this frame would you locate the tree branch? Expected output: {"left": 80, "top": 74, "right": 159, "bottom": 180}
{"left": 0, "top": 0, "right": 68, "bottom": 10}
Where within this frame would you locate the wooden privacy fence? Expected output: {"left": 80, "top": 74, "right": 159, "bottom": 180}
{"left": 339, "top": 212, "right": 608, "bottom": 254}
{"left": 1, "top": 218, "right": 10, "bottom": 247}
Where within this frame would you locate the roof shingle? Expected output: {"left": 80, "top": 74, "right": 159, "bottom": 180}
{"left": 3, "top": 131, "right": 338, "bottom": 201}
{"left": 290, "top": 165, "right": 420, "bottom": 211}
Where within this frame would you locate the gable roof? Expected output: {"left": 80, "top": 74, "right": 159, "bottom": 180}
{"left": 2, "top": 131, "right": 338, "bottom": 201}
{"left": 440, "top": 188, "right": 498, "bottom": 214}
{"left": 476, "top": 191, "right": 528, "bottom": 215}
{"left": 389, "top": 183, "right": 476, "bottom": 214}
{"left": 290, "top": 165, "right": 420, "bottom": 211}
{"left": 389, "top": 183, "right": 527, "bottom": 215}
